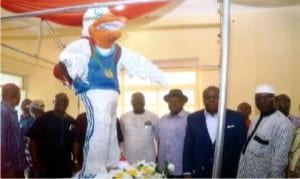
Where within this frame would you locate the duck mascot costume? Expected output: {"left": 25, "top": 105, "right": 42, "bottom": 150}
{"left": 53, "top": 7, "right": 167, "bottom": 178}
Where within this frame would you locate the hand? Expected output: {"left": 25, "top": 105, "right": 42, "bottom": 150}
{"left": 74, "top": 163, "right": 82, "bottom": 173}
{"left": 73, "top": 160, "right": 82, "bottom": 173}
{"left": 73, "top": 77, "right": 90, "bottom": 94}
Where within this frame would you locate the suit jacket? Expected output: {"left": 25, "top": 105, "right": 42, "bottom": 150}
{"left": 183, "top": 109, "right": 247, "bottom": 178}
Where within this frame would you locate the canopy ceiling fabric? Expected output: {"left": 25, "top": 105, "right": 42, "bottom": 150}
{"left": 1, "top": 0, "right": 169, "bottom": 26}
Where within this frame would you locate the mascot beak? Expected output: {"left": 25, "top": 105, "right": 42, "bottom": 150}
{"left": 94, "top": 14, "right": 127, "bottom": 31}
{"left": 89, "top": 13, "right": 127, "bottom": 48}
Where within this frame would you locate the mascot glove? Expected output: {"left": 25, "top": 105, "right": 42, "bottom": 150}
{"left": 73, "top": 77, "right": 90, "bottom": 94}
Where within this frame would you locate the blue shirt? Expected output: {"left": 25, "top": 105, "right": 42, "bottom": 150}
{"left": 19, "top": 115, "right": 35, "bottom": 168}
{"left": 20, "top": 115, "right": 35, "bottom": 139}
{"left": 73, "top": 45, "right": 120, "bottom": 94}
{"left": 1, "top": 101, "right": 26, "bottom": 177}
{"left": 155, "top": 110, "right": 190, "bottom": 175}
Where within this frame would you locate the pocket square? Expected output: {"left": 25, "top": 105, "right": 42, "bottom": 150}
{"left": 227, "top": 125, "right": 235, "bottom": 128}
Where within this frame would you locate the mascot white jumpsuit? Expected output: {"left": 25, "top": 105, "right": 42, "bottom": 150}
{"left": 53, "top": 7, "right": 167, "bottom": 178}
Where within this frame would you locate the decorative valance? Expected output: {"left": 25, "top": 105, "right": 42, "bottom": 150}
{"left": 1, "top": 0, "right": 169, "bottom": 26}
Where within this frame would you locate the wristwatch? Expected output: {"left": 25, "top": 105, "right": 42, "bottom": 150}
{"left": 74, "top": 160, "right": 79, "bottom": 164}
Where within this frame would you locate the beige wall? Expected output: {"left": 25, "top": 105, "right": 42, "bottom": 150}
{"left": 228, "top": 6, "right": 300, "bottom": 117}
{"left": 1, "top": 5, "right": 299, "bottom": 118}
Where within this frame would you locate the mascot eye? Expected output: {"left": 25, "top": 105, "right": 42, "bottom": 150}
{"left": 99, "top": 21, "right": 125, "bottom": 31}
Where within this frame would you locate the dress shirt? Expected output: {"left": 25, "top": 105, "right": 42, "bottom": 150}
{"left": 155, "top": 110, "right": 190, "bottom": 176}
{"left": 1, "top": 101, "right": 26, "bottom": 177}
{"left": 120, "top": 110, "right": 158, "bottom": 164}
{"left": 204, "top": 110, "right": 218, "bottom": 143}
{"left": 289, "top": 114, "right": 300, "bottom": 128}
{"left": 19, "top": 115, "right": 35, "bottom": 174}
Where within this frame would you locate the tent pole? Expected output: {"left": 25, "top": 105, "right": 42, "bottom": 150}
{"left": 212, "top": 0, "right": 231, "bottom": 177}
{"left": 1, "top": 0, "right": 169, "bottom": 20}
{"left": 1, "top": 43, "right": 55, "bottom": 65}
{"left": 45, "top": 21, "right": 65, "bottom": 49}
{"left": 34, "top": 20, "right": 43, "bottom": 56}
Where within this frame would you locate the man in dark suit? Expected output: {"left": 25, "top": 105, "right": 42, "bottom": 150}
{"left": 183, "top": 86, "right": 247, "bottom": 178}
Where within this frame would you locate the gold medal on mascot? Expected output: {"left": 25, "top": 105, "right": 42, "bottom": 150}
{"left": 104, "top": 69, "right": 113, "bottom": 78}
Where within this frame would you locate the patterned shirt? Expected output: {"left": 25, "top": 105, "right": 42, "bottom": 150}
{"left": 155, "top": 110, "right": 190, "bottom": 175}
{"left": 20, "top": 115, "right": 35, "bottom": 170}
{"left": 237, "top": 110, "right": 295, "bottom": 178}
{"left": 1, "top": 101, "right": 26, "bottom": 177}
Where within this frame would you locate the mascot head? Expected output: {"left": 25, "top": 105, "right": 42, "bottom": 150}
{"left": 82, "top": 7, "right": 127, "bottom": 49}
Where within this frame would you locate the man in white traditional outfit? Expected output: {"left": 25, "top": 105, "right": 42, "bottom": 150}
{"left": 119, "top": 92, "right": 159, "bottom": 164}
{"left": 55, "top": 7, "right": 167, "bottom": 178}
{"left": 237, "top": 84, "right": 295, "bottom": 178}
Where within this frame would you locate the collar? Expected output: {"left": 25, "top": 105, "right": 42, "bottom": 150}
{"left": 260, "top": 109, "right": 276, "bottom": 118}
{"left": 168, "top": 109, "right": 187, "bottom": 118}
{"left": 204, "top": 110, "right": 218, "bottom": 118}
{"left": 94, "top": 44, "right": 115, "bottom": 57}
{"left": 1, "top": 101, "right": 17, "bottom": 113}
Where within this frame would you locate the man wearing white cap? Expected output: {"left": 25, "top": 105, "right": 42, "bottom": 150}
{"left": 23, "top": 100, "right": 45, "bottom": 178}
{"left": 237, "top": 84, "right": 295, "bottom": 178}
{"left": 29, "top": 100, "right": 45, "bottom": 119}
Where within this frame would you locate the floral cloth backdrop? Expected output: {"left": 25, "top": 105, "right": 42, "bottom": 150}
{"left": 1, "top": 0, "right": 169, "bottom": 26}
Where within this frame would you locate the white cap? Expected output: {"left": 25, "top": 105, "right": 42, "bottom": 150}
{"left": 29, "top": 100, "right": 45, "bottom": 110}
{"left": 81, "top": 6, "right": 110, "bottom": 37}
{"left": 255, "top": 84, "right": 276, "bottom": 94}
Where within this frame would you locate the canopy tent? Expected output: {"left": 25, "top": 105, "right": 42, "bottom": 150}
{"left": 1, "top": 0, "right": 170, "bottom": 26}
{"left": 1, "top": 0, "right": 172, "bottom": 65}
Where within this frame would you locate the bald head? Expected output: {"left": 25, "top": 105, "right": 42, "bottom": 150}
{"left": 237, "top": 102, "right": 252, "bottom": 119}
{"left": 2, "top": 83, "right": 21, "bottom": 107}
{"left": 54, "top": 92, "right": 69, "bottom": 115}
{"left": 131, "top": 92, "right": 145, "bottom": 114}
{"left": 202, "top": 86, "right": 219, "bottom": 115}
